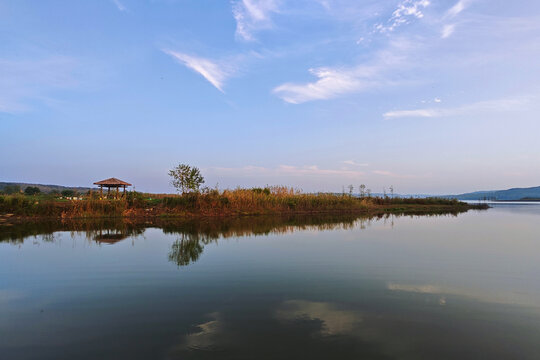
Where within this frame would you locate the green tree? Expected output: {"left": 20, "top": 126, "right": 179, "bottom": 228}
{"left": 61, "top": 189, "right": 75, "bottom": 197}
{"left": 168, "top": 163, "right": 205, "bottom": 194}
{"left": 3, "top": 185, "right": 21, "bottom": 194}
{"left": 24, "top": 186, "right": 41, "bottom": 195}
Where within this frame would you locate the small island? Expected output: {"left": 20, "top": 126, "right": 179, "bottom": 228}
{"left": 0, "top": 164, "right": 487, "bottom": 222}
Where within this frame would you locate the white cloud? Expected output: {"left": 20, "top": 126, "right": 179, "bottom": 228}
{"left": 372, "top": 170, "right": 418, "bottom": 179}
{"left": 375, "top": 0, "right": 430, "bottom": 33}
{"left": 383, "top": 94, "right": 536, "bottom": 119}
{"left": 446, "top": 0, "right": 471, "bottom": 18}
{"left": 0, "top": 56, "right": 79, "bottom": 114}
{"left": 163, "top": 50, "right": 233, "bottom": 92}
{"left": 273, "top": 67, "right": 368, "bottom": 104}
{"left": 112, "top": 0, "right": 126, "bottom": 12}
{"left": 232, "top": 0, "right": 280, "bottom": 41}
{"left": 384, "top": 109, "right": 438, "bottom": 119}
{"left": 441, "top": 0, "right": 473, "bottom": 37}
{"left": 441, "top": 24, "right": 455, "bottom": 38}
{"left": 434, "top": 97, "right": 442, "bottom": 103}
{"left": 272, "top": 37, "right": 413, "bottom": 104}
{"left": 342, "top": 160, "right": 369, "bottom": 167}
{"left": 208, "top": 164, "right": 366, "bottom": 178}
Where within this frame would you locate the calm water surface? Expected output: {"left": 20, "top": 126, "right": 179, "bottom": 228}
{"left": 1, "top": 205, "right": 540, "bottom": 359}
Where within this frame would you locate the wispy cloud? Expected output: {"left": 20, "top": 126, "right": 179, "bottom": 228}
{"left": 272, "top": 41, "right": 408, "bottom": 104}
{"left": 232, "top": 0, "right": 280, "bottom": 41}
{"left": 273, "top": 67, "right": 368, "bottom": 104}
{"left": 441, "top": 24, "right": 455, "bottom": 38}
{"left": 374, "top": 0, "right": 430, "bottom": 33}
{"left": 440, "top": 0, "right": 473, "bottom": 38}
{"left": 208, "top": 164, "right": 366, "bottom": 178}
{"left": 383, "top": 109, "right": 438, "bottom": 119}
{"left": 162, "top": 50, "right": 233, "bottom": 92}
{"left": 446, "top": 0, "right": 471, "bottom": 18}
{"left": 342, "top": 160, "right": 369, "bottom": 167}
{"left": 372, "top": 170, "right": 419, "bottom": 179}
{"left": 112, "top": 0, "right": 127, "bottom": 12}
{"left": 383, "top": 94, "right": 536, "bottom": 119}
{"left": 0, "top": 56, "right": 79, "bottom": 114}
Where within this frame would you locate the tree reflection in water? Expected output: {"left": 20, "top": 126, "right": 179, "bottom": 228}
{"left": 168, "top": 234, "right": 205, "bottom": 266}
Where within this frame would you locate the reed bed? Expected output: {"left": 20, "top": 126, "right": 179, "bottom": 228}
{"left": 0, "top": 186, "right": 486, "bottom": 220}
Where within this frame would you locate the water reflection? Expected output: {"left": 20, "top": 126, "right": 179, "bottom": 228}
{"left": 169, "top": 234, "right": 205, "bottom": 266}
{"left": 0, "top": 212, "right": 464, "bottom": 269}
{"left": 0, "top": 218, "right": 146, "bottom": 244}
{"left": 2, "top": 206, "right": 540, "bottom": 359}
{"left": 276, "top": 300, "right": 360, "bottom": 336}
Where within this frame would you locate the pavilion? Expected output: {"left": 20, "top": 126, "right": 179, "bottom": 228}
{"left": 94, "top": 177, "right": 132, "bottom": 198}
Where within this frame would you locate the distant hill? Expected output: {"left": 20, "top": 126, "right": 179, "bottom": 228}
{"left": 447, "top": 186, "right": 540, "bottom": 201}
{"left": 0, "top": 182, "right": 93, "bottom": 194}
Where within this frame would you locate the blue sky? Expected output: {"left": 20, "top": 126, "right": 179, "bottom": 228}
{"left": 1, "top": 0, "right": 540, "bottom": 194}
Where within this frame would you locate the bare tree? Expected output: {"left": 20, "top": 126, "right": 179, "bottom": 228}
{"left": 359, "top": 184, "right": 366, "bottom": 198}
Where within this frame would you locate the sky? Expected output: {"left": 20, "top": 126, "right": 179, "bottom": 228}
{"left": 1, "top": 0, "right": 540, "bottom": 194}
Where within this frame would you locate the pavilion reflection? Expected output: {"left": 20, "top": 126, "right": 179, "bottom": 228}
{"left": 93, "top": 229, "right": 130, "bottom": 245}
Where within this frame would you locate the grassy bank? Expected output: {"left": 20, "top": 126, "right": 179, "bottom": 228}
{"left": 0, "top": 186, "right": 487, "bottom": 221}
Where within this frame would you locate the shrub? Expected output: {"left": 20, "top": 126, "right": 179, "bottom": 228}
{"left": 24, "top": 186, "right": 41, "bottom": 195}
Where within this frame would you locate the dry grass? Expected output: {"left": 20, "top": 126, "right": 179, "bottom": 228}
{"left": 0, "top": 186, "right": 486, "bottom": 219}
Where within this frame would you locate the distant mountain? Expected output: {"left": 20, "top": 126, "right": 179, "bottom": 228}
{"left": 447, "top": 186, "right": 540, "bottom": 201}
{"left": 0, "top": 182, "right": 92, "bottom": 194}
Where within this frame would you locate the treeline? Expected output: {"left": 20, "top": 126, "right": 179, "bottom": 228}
{"left": 0, "top": 184, "right": 82, "bottom": 197}
{"left": 0, "top": 186, "right": 487, "bottom": 219}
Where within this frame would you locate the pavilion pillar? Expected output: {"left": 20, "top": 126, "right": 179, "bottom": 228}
{"left": 100, "top": 185, "right": 103, "bottom": 198}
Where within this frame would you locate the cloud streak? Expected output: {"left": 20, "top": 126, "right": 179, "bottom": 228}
{"left": 112, "top": 0, "right": 126, "bottom": 12}
{"left": 440, "top": 0, "right": 473, "bottom": 38}
{"left": 272, "top": 40, "right": 409, "bottom": 104}
{"left": 441, "top": 24, "right": 455, "bottom": 38}
{"left": 0, "top": 56, "right": 79, "bottom": 114}
{"left": 383, "top": 94, "right": 536, "bottom": 119}
{"left": 163, "top": 50, "right": 233, "bottom": 92}
{"left": 342, "top": 160, "right": 369, "bottom": 167}
{"left": 446, "top": 0, "right": 472, "bottom": 18}
{"left": 232, "top": 0, "right": 280, "bottom": 41}
{"left": 208, "top": 164, "right": 366, "bottom": 178}
{"left": 375, "top": 0, "right": 430, "bottom": 33}
{"left": 273, "top": 67, "right": 369, "bottom": 104}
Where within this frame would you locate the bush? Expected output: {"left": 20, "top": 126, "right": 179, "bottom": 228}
{"left": 61, "top": 189, "right": 75, "bottom": 197}
{"left": 126, "top": 191, "right": 146, "bottom": 207}
{"left": 24, "top": 186, "right": 41, "bottom": 195}
{"left": 3, "top": 185, "right": 21, "bottom": 194}
{"left": 252, "top": 187, "right": 271, "bottom": 195}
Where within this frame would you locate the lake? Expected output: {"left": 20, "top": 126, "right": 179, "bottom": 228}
{"left": 1, "top": 205, "right": 540, "bottom": 359}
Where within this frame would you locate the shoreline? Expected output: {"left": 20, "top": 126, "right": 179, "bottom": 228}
{"left": 0, "top": 202, "right": 488, "bottom": 225}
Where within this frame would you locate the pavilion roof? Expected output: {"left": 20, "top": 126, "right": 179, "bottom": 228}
{"left": 94, "top": 177, "right": 132, "bottom": 186}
